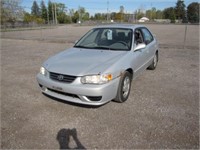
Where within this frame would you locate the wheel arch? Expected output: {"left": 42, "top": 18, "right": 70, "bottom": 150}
{"left": 156, "top": 50, "right": 159, "bottom": 61}
{"left": 126, "top": 68, "right": 133, "bottom": 80}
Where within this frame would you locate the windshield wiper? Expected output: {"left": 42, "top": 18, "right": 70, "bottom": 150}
{"left": 109, "top": 48, "right": 129, "bottom": 51}
{"left": 93, "top": 46, "right": 129, "bottom": 51}
{"left": 74, "top": 45, "right": 91, "bottom": 49}
{"left": 74, "top": 45, "right": 128, "bottom": 51}
{"left": 92, "top": 46, "right": 110, "bottom": 50}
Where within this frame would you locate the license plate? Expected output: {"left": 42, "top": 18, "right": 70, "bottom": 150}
{"left": 52, "top": 86, "right": 63, "bottom": 91}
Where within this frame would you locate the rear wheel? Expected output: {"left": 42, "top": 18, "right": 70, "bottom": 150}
{"left": 148, "top": 52, "right": 158, "bottom": 70}
{"left": 114, "top": 71, "right": 132, "bottom": 103}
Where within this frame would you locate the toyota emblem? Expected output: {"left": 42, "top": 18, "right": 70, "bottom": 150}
{"left": 57, "top": 75, "right": 64, "bottom": 81}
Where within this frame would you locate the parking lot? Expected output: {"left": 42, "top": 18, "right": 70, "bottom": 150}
{"left": 1, "top": 24, "right": 199, "bottom": 149}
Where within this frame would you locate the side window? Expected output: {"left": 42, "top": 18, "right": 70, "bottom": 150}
{"left": 134, "top": 29, "right": 144, "bottom": 45}
{"left": 141, "top": 28, "right": 153, "bottom": 45}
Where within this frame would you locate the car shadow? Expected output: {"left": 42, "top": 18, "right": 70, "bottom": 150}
{"left": 43, "top": 93, "right": 106, "bottom": 108}
{"left": 56, "top": 128, "right": 86, "bottom": 149}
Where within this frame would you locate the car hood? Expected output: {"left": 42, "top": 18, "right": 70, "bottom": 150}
{"left": 44, "top": 48, "right": 127, "bottom": 76}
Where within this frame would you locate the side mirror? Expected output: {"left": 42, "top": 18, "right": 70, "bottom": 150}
{"left": 134, "top": 43, "right": 146, "bottom": 51}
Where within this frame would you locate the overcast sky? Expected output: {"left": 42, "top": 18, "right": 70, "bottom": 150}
{"left": 21, "top": 0, "right": 199, "bottom": 15}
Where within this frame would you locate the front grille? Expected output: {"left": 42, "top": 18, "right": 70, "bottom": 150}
{"left": 49, "top": 72, "right": 77, "bottom": 83}
{"left": 86, "top": 96, "right": 102, "bottom": 101}
{"left": 47, "top": 88, "right": 79, "bottom": 99}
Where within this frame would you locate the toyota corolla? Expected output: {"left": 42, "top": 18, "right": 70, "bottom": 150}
{"left": 37, "top": 24, "right": 159, "bottom": 105}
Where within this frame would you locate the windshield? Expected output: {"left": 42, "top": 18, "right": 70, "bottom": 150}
{"left": 74, "top": 28, "right": 133, "bottom": 51}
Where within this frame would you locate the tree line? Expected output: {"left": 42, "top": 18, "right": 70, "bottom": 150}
{"left": 162, "top": 1, "right": 199, "bottom": 23}
{"left": 130, "top": 1, "right": 199, "bottom": 23}
{"left": 25, "top": 0, "right": 91, "bottom": 24}
{"left": 0, "top": 0, "right": 199, "bottom": 26}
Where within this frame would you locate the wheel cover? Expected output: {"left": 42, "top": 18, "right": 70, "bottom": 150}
{"left": 122, "top": 76, "right": 130, "bottom": 98}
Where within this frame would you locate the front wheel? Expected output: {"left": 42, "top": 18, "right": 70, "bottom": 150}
{"left": 114, "top": 71, "right": 132, "bottom": 103}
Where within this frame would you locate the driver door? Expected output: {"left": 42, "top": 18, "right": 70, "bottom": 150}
{"left": 131, "top": 28, "right": 149, "bottom": 78}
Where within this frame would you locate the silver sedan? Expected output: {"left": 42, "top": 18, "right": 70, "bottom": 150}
{"left": 37, "top": 24, "right": 159, "bottom": 105}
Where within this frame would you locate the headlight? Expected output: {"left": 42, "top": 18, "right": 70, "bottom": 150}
{"left": 40, "top": 67, "right": 47, "bottom": 76}
{"left": 81, "top": 74, "right": 112, "bottom": 84}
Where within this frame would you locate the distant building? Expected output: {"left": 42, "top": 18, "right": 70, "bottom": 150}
{"left": 138, "top": 17, "right": 149, "bottom": 22}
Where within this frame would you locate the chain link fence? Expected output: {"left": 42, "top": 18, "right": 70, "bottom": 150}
{"left": 1, "top": 23, "right": 199, "bottom": 50}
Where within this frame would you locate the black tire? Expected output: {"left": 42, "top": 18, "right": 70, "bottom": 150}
{"left": 114, "top": 71, "right": 132, "bottom": 103}
{"left": 148, "top": 52, "right": 158, "bottom": 70}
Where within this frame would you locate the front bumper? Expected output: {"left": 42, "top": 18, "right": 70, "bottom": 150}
{"left": 36, "top": 73, "right": 120, "bottom": 105}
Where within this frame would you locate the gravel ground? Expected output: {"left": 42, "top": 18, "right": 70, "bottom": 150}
{"left": 1, "top": 24, "right": 199, "bottom": 149}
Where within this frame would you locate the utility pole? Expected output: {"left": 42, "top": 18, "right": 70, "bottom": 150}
{"left": 135, "top": 10, "right": 138, "bottom": 22}
{"left": 47, "top": 7, "right": 49, "bottom": 24}
{"left": 107, "top": 0, "right": 109, "bottom": 22}
{"left": 52, "top": 2, "right": 55, "bottom": 24}
{"left": 150, "top": 3, "right": 152, "bottom": 20}
{"left": 78, "top": 6, "right": 80, "bottom": 23}
{"left": 55, "top": 3, "right": 57, "bottom": 24}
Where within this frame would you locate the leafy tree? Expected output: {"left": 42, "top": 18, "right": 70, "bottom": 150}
{"left": 90, "top": 15, "right": 94, "bottom": 20}
{"left": 146, "top": 7, "right": 157, "bottom": 20}
{"left": 156, "top": 10, "right": 163, "bottom": 19}
{"left": 115, "top": 12, "right": 123, "bottom": 21}
{"left": 71, "top": 11, "right": 79, "bottom": 23}
{"left": 69, "top": 9, "right": 75, "bottom": 18}
{"left": 102, "top": 13, "right": 107, "bottom": 20}
{"left": 135, "top": 10, "right": 145, "bottom": 20}
{"left": 78, "top": 7, "right": 90, "bottom": 21}
{"left": 93, "top": 13, "right": 107, "bottom": 20}
{"left": 146, "top": 10, "right": 151, "bottom": 19}
{"left": 46, "top": 2, "right": 80, "bottom": 24}
{"left": 110, "top": 12, "right": 117, "bottom": 20}
{"left": 31, "top": 0, "right": 40, "bottom": 17}
{"left": 24, "top": 12, "right": 45, "bottom": 24}
{"left": 163, "top": 7, "right": 174, "bottom": 19}
{"left": 40, "top": 0, "right": 47, "bottom": 22}
{"left": 151, "top": 7, "right": 157, "bottom": 19}
{"left": 35, "top": 17, "right": 45, "bottom": 24}
{"left": 48, "top": 1, "right": 53, "bottom": 22}
{"left": 175, "top": 0, "right": 186, "bottom": 20}
{"left": 1, "top": 0, "right": 24, "bottom": 25}
{"left": 187, "top": 2, "right": 199, "bottom": 23}
{"left": 82, "top": 12, "right": 90, "bottom": 21}
{"left": 71, "top": 7, "right": 90, "bottom": 23}
{"left": 57, "top": 12, "right": 71, "bottom": 23}
{"left": 23, "top": 12, "right": 32, "bottom": 23}
{"left": 94, "top": 13, "right": 102, "bottom": 20}
{"left": 170, "top": 9, "right": 176, "bottom": 23}
{"left": 56, "top": 3, "right": 65, "bottom": 14}
{"left": 55, "top": 3, "right": 71, "bottom": 24}
{"left": 119, "top": 6, "right": 125, "bottom": 21}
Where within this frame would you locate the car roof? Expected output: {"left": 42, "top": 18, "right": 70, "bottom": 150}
{"left": 94, "top": 24, "right": 146, "bottom": 30}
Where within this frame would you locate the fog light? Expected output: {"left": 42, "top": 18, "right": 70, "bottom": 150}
{"left": 41, "top": 86, "right": 47, "bottom": 92}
